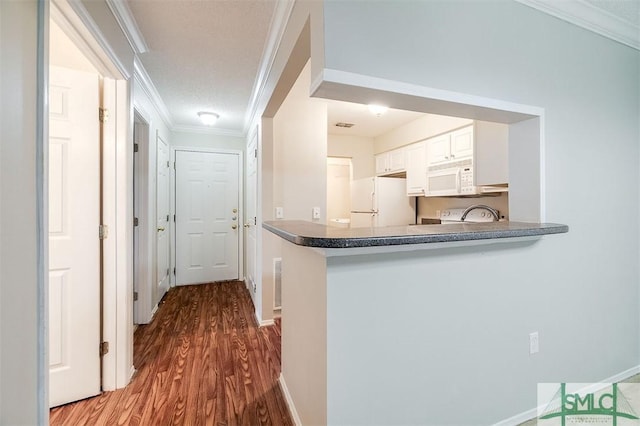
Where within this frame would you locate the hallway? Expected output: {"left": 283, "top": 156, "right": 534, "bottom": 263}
{"left": 50, "top": 281, "right": 292, "bottom": 425}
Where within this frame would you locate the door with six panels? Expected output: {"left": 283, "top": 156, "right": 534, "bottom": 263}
{"left": 175, "top": 151, "right": 240, "bottom": 285}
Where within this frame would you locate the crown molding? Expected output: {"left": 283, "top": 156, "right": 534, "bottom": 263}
{"left": 172, "top": 124, "right": 245, "bottom": 138}
{"left": 133, "top": 58, "right": 174, "bottom": 129}
{"left": 105, "top": 0, "right": 149, "bottom": 54}
{"left": 515, "top": 0, "right": 640, "bottom": 51}
{"left": 242, "top": 0, "right": 296, "bottom": 137}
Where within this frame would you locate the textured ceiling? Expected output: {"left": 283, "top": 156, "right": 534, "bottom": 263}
{"left": 326, "top": 100, "right": 424, "bottom": 138}
{"left": 127, "top": 0, "right": 277, "bottom": 133}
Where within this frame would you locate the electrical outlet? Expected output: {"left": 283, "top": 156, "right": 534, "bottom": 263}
{"left": 275, "top": 207, "right": 284, "bottom": 219}
{"left": 312, "top": 207, "right": 321, "bottom": 220}
{"left": 529, "top": 331, "right": 539, "bottom": 354}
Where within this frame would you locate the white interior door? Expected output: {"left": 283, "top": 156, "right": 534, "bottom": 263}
{"left": 176, "top": 151, "right": 240, "bottom": 285}
{"left": 156, "top": 135, "right": 170, "bottom": 304}
{"left": 246, "top": 136, "right": 258, "bottom": 294}
{"left": 49, "top": 66, "right": 101, "bottom": 407}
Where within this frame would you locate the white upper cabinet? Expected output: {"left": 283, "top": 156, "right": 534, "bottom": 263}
{"left": 405, "top": 141, "right": 427, "bottom": 196}
{"left": 450, "top": 126, "right": 474, "bottom": 159}
{"left": 375, "top": 147, "right": 406, "bottom": 176}
{"left": 426, "top": 134, "right": 451, "bottom": 166}
{"left": 427, "top": 126, "right": 474, "bottom": 167}
{"left": 474, "top": 121, "right": 508, "bottom": 187}
{"left": 424, "top": 122, "right": 508, "bottom": 190}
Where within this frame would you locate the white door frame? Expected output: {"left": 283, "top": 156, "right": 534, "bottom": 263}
{"left": 132, "top": 109, "right": 152, "bottom": 324}
{"left": 245, "top": 126, "right": 260, "bottom": 302}
{"left": 170, "top": 146, "right": 244, "bottom": 287}
{"left": 51, "top": 0, "right": 134, "bottom": 392}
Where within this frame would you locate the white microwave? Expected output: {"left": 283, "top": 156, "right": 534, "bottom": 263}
{"left": 426, "top": 159, "right": 479, "bottom": 197}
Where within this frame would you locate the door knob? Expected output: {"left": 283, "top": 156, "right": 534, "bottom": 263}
{"left": 157, "top": 227, "right": 165, "bottom": 232}
{"left": 231, "top": 224, "right": 237, "bottom": 230}
{"left": 244, "top": 223, "right": 251, "bottom": 228}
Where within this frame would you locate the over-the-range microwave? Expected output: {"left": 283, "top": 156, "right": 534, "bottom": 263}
{"left": 426, "top": 158, "right": 480, "bottom": 196}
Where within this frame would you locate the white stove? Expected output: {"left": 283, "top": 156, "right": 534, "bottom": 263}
{"left": 439, "top": 207, "right": 498, "bottom": 224}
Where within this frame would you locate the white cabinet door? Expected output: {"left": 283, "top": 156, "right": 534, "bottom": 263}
{"left": 426, "top": 134, "right": 451, "bottom": 165}
{"left": 375, "top": 153, "right": 388, "bottom": 175}
{"left": 388, "top": 148, "right": 405, "bottom": 172}
{"left": 376, "top": 148, "right": 406, "bottom": 175}
{"left": 175, "top": 151, "right": 240, "bottom": 285}
{"left": 475, "top": 121, "right": 509, "bottom": 186}
{"left": 49, "top": 66, "right": 101, "bottom": 407}
{"left": 450, "top": 126, "right": 474, "bottom": 159}
{"left": 405, "top": 142, "right": 427, "bottom": 196}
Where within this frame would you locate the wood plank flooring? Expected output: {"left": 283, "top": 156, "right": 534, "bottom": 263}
{"left": 50, "top": 281, "right": 292, "bottom": 426}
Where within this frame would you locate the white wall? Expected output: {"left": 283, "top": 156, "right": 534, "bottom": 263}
{"left": 50, "top": 20, "right": 96, "bottom": 73}
{"left": 0, "top": 1, "right": 45, "bottom": 423}
{"left": 171, "top": 131, "right": 244, "bottom": 151}
{"left": 259, "top": 62, "right": 328, "bottom": 324}
{"left": 374, "top": 114, "right": 472, "bottom": 154}
{"left": 273, "top": 62, "right": 328, "bottom": 223}
{"left": 319, "top": 0, "right": 640, "bottom": 422}
{"left": 281, "top": 241, "right": 327, "bottom": 426}
{"left": 327, "top": 134, "right": 374, "bottom": 179}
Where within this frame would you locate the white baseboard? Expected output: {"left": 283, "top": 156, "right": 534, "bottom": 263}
{"left": 150, "top": 303, "right": 158, "bottom": 318}
{"left": 279, "top": 373, "right": 302, "bottom": 426}
{"left": 493, "top": 364, "right": 640, "bottom": 426}
{"left": 254, "top": 310, "right": 275, "bottom": 327}
{"left": 128, "top": 365, "right": 136, "bottom": 382}
{"left": 260, "top": 318, "right": 275, "bottom": 327}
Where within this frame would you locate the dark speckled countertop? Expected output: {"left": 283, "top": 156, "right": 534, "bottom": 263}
{"left": 263, "top": 220, "right": 568, "bottom": 249}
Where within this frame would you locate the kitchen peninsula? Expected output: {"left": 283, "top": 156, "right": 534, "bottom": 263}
{"left": 265, "top": 220, "right": 568, "bottom": 425}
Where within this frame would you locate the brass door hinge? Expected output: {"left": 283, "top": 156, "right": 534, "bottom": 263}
{"left": 100, "top": 341, "right": 109, "bottom": 356}
{"left": 133, "top": 291, "right": 138, "bottom": 301}
{"left": 99, "top": 224, "right": 108, "bottom": 240}
{"left": 99, "top": 108, "right": 109, "bottom": 123}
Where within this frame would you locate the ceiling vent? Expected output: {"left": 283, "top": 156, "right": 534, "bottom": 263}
{"left": 335, "top": 122, "right": 355, "bottom": 128}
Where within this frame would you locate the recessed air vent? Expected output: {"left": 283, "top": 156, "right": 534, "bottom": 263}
{"left": 335, "top": 122, "right": 355, "bottom": 128}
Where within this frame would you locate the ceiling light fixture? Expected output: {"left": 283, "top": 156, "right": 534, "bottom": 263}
{"left": 198, "top": 111, "right": 220, "bottom": 126}
{"left": 368, "top": 104, "right": 389, "bottom": 116}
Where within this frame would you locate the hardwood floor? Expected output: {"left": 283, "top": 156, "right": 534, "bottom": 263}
{"left": 50, "top": 281, "right": 292, "bottom": 426}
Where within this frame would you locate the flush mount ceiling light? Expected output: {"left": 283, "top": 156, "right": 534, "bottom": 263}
{"left": 368, "top": 104, "right": 389, "bottom": 116}
{"left": 197, "top": 111, "right": 220, "bottom": 126}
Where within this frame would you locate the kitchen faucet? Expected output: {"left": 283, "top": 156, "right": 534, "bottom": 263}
{"left": 460, "top": 204, "right": 500, "bottom": 222}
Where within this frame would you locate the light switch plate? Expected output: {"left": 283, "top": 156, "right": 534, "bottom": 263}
{"left": 312, "top": 207, "right": 321, "bottom": 220}
{"left": 275, "top": 207, "right": 284, "bottom": 219}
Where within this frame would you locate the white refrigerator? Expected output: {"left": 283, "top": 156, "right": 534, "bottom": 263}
{"left": 350, "top": 177, "right": 416, "bottom": 228}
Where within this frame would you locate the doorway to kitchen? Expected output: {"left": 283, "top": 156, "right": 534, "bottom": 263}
{"left": 326, "top": 157, "right": 352, "bottom": 228}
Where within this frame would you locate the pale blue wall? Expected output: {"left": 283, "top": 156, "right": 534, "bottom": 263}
{"left": 321, "top": 1, "right": 640, "bottom": 423}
